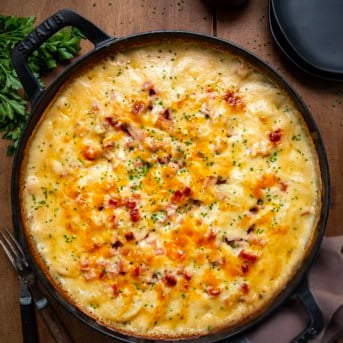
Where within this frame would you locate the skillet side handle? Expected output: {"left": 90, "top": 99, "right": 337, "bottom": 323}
{"left": 12, "top": 9, "right": 112, "bottom": 107}
{"left": 291, "top": 276, "right": 324, "bottom": 343}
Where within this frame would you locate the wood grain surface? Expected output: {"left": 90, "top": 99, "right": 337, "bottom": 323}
{"left": 0, "top": 1, "right": 342, "bottom": 342}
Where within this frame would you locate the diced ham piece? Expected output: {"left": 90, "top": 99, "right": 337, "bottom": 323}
{"left": 133, "top": 266, "right": 140, "bottom": 277}
{"left": 142, "top": 81, "right": 157, "bottom": 109}
{"left": 166, "top": 203, "right": 178, "bottom": 217}
{"left": 154, "top": 246, "right": 166, "bottom": 255}
{"left": 206, "top": 87, "right": 217, "bottom": 99}
{"left": 241, "top": 282, "right": 250, "bottom": 294}
{"left": 201, "top": 103, "right": 211, "bottom": 116}
{"left": 134, "top": 159, "right": 144, "bottom": 168}
{"left": 241, "top": 264, "right": 249, "bottom": 274}
{"left": 132, "top": 101, "right": 146, "bottom": 115}
{"left": 143, "top": 81, "right": 153, "bottom": 90}
{"left": 279, "top": 181, "right": 288, "bottom": 192}
{"left": 157, "top": 155, "right": 171, "bottom": 164}
{"left": 125, "top": 139, "right": 136, "bottom": 149}
{"left": 204, "top": 175, "right": 218, "bottom": 188}
{"left": 216, "top": 192, "right": 228, "bottom": 201}
{"left": 80, "top": 260, "right": 89, "bottom": 271}
{"left": 130, "top": 207, "right": 141, "bottom": 222}
{"left": 127, "top": 125, "right": 146, "bottom": 144}
{"left": 143, "top": 81, "right": 156, "bottom": 96}
{"left": 112, "top": 240, "right": 123, "bottom": 249}
{"left": 132, "top": 263, "right": 147, "bottom": 277}
{"left": 105, "top": 117, "right": 129, "bottom": 134}
{"left": 83, "top": 145, "right": 101, "bottom": 160}
{"left": 156, "top": 109, "right": 174, "bottom": 133}
{"left": 107, "top": 263, "right": 120, "bottom": 277}
{"left": 171, "top": 190, "right": 183, "bottom": 203}
{"left": 224, "top": 237, "right": 245, "bottom": 249}
{"left": 125, "top": 232, "right": 135, "bottom": 241}
{"left": 111, "top": 231, "right": 123, "bottom": 249}
{"left": 248, "top": 236, "right": 266, "bottom": 246}
{"left": 120, "top": 247, "right": 130, "bottom": 256}
{"left": 84, "top": 269, "right": 97, "bottom": 280}
{"left": 239, "top": 250, "right": 258, "bottom": 262}
{"left": 269, "top": 129, "right": 284, "bottom": 144}
{"left": 91, "top": 100, "right": 100, "bottom": 112}
{"left": 207, "top": 286, "right": 221, "bottom": 296}
{"left": 184, "top": 271, "right": 193, "bottom": 281}
{"left": 145, "top": 137, "right": 163, "bottom": 152}
{"left": 102, "top": 136, "right": 115, "bottom": 149}
{"left": 164, "top": 273, "right": 177, "bottom": 287}
{"left": 110, "top": 215, "right": 117, "bottom": 229}
{"left": 247, "top": 225, "right": 255, "bottom": 234}
{"left": 211, "top": 256, "right": 225, "bottom": 266}
{"left": 145, "top": 272, "right": 162, "bottom": 285}
{"left": 223, "top": 91, "right": 244, "bottom": 109}
{"left": 112, "top": 283, "right": 120, "bottom": 297}
{"left": 214, "top": 138, "right": 228, "bottom": 154}
{"left": 170, "top": 187, "right": 192, "bottom": 204}
{"left": 183, "top": 187, "right": 191, "bottom": 196}
{"left": 125, "top": 200, "right": 137, "bottom": 209}
{"left": 249, "top": 206, "right": 259, "bottom": 214}
{"left": 162, "top": 109, "right": 172, "bottom": 120}
{"left": 105, "top": 116, "right": 119, "bottom": 128}
{"left": 108, "top": 197, "right": 123, "bottom": 208}
{"left": 96, "top": 257, "right": 107, "bottom": 267}
{"left": 118, "top": 260, "right": 127, "bottom": 275}
{"left": 149, "top": 88, "right": 156, "bottom": 96}
{"left": 147, "top": 239, "right": 165, "bottom": 255}
{"left": 206, "top": 229, "right": 217, "bottom": 241}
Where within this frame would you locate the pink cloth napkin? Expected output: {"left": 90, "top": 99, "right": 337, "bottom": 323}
{"left": 244, "top": 236, "right": 343, "bottom": 343}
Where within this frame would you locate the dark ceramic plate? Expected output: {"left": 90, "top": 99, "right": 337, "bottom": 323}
{"left": 270, "top": 0, "right": 343, "bottom": 81}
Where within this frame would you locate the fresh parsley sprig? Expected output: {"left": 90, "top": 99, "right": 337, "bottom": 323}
{"left": 0, "top": 14, "right": 84, "bottom": 155}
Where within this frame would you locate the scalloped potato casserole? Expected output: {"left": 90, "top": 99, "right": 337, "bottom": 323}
{"left": 21, "top": 41, "right": 321, "bottom": 339}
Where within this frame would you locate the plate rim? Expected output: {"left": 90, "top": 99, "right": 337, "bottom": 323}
{"left": 271, "top": 0, "right": 343, "bottom": 76}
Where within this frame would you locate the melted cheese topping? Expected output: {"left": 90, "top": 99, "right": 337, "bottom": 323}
{"left": 21, "top": 42, "right": 320, "bottom": 338}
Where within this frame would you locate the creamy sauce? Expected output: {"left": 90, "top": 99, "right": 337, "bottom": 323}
{"left": 21, "top": 42, "right": 320, "bottom": 338}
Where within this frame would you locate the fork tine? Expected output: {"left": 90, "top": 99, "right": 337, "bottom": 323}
{"left": 0, "top": 233, "right": 20, "bottom": 272}
{"left": 0, "top": 229, "right": 28, "bottom": 271}
{"left": 4, "top": 228, "right": 29, "bottom": 268}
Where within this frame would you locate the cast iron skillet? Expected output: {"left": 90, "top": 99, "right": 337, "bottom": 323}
{"left": 11, "top": 9, "right": 330, "bottom": 343}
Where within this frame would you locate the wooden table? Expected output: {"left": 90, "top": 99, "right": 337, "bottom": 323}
{"left": 1, "top": 1, "right": 342, "bottom": 342}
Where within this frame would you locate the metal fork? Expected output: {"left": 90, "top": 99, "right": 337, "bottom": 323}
{"left": 0, "top": 228, "right": 73, "bottom": 343}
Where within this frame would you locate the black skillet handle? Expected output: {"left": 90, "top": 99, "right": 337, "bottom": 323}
{"left": 291, "top": 276, "right": 324, "bottom": 343}
{"left": 12, "top": 9, "right": 112, "bottom": 107}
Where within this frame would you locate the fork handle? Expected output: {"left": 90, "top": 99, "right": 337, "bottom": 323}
{"left": 28, "top": 284, "right": 73, "bottom": 342}
{"left": 20, "top": 301, "right": 39, "bottom": 343}
{"left": 39, "top": 305, "right": 73, "bottom": 343}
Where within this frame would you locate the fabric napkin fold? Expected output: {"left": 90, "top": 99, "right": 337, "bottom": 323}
{"left": 244, "top": 236, "right": 343, "bottom": 343}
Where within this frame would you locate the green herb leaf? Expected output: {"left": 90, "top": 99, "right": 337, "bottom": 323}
{"left": 0, "top": 15, "right": 84, "bottom": 155}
